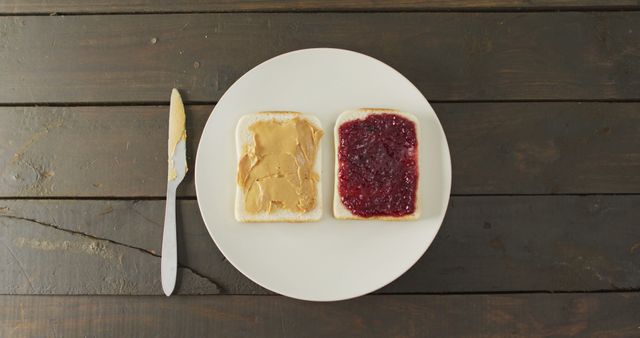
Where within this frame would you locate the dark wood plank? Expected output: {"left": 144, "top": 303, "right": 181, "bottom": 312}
{"left": 440, "top": 102, "right": 640, "bottom": 194}
{"left": 2, "top": 103, "right": 639, "bottom": 197}
{"left": 2, "top": 293, "right": 639, "bottom": 337}
{"left": 1, "top": 0, "right": 639, "bottom": 14}
{"left": 385, "top": 195, "right": 640, "bottom": 294}
{"left": 0, "top": 199, "right": 250, "bottom": 295}
{"left": 1, "top": 13, "right": 639, "bottom": 103}
{"left": 0, "top": 199, "right": 220, "bottom": 295}
{"left": 0, "top": 106, "right": 207, "bottom": 197}
{"left": 1, "top": 196, "right": 638, "bottom": 295}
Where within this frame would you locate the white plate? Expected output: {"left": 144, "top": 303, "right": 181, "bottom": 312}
{"left": 195, "top": 48, "right": 451, "bottom": 301}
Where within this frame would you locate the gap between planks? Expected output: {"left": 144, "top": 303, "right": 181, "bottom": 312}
{"left": 0, "top": 193, "right": 639, "bottom": 201}
{"left": 6, "top": 99, "right": 640, "bottom": 107}
{"left": 2, "top": 8, "right": 640, "bottom": 17}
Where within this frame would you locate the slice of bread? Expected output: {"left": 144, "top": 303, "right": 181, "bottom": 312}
{"left": 334, "top": 108, "right": 420, "bottom": 221}
{"left": 235, "top": 112, "right": 323, "bottom": 222}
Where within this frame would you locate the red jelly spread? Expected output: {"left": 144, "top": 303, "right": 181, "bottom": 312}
{"left": 338, "top": 113, "right": 418, "bottom": 217}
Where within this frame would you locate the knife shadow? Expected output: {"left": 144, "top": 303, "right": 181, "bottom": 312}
{"left": 174, "top": 202, "right": 187, "bottom": 293}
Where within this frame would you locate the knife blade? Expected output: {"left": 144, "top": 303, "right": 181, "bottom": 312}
{"left": 161, "top": 88, "right": 187, "bottom": 296}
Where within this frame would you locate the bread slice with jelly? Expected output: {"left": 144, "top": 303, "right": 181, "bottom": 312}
{"left": 333, "top": 109, "right": 420, "bottom": 221}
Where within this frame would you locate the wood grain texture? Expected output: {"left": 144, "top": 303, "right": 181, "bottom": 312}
{"left": 440, "top": 102, "right": 640, "bottom": 194}
{"left": 0, "top": 212, "right": 220, "bottom": 295}
{"left": 2, "top": 293, "right": 639, "bottom": 337}
{"left": 1, "top": 12, "right": 639, "bottom": 103}
{"left": 2, "top": 103, "right": 639, "bottom": 197}
{"left": 1, "top": 0, "right": 638, "bottom": 14}
{"left": 1, "top": 196, "right": 638, "bottom": 295}
{"left": 0, "top": 199, "right": 251, "bottom": 295}
{"left": 0, "top": 106, "right": 206, "bottom": 197}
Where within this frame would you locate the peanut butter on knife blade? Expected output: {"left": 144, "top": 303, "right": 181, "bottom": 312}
{"left": 167, "top": 88, "right": 187, "bottom": 181}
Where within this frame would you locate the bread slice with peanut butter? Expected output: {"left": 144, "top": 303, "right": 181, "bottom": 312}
{"left": 235, "top": 112, "right": 324, "bottom": 222}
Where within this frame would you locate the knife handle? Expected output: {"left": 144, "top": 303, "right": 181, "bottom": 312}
{"left": 161, "top": 187, "right": 178, "bottom": 296}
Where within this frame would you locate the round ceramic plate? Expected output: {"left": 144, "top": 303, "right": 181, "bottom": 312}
{"left": 195, "top": 48, "right": 451, "bottom": 301}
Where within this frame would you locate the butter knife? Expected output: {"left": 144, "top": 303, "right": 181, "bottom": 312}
{"left": 161, "top": 88, "right": 187, "bottom": 296}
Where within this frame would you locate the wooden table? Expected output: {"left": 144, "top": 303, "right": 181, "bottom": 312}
{"left": 1, "top": 1, "right": 639, "bottom": 337}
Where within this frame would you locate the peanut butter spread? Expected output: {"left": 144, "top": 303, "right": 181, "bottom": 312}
{"left": 237, "top": 116, "right": 323, "bottom": 214}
